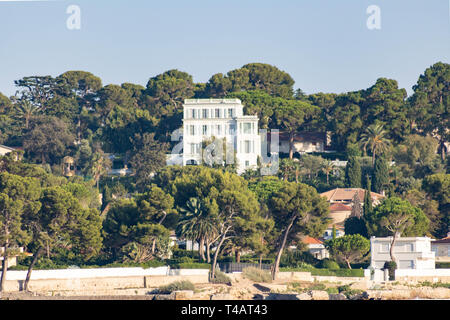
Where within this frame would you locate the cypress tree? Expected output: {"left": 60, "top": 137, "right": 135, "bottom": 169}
{"left": 363, "top": 175, "right": 373, "bottom": 216}
{"left": 373, "top": 155, "right": 389, "bottom": 194}
{"left": 345, "top": 156, "right": 362, "bottom": 188}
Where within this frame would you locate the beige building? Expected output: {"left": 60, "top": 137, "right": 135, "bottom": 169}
{"left": 0, "top": 247, "right": 25, "bottom": 268}
{"left": 320, "top": 188, "right": 385, "bottom": 206}
{"left": 328, "top": 203, "right": 352, "bottom": 224}
{"left": 431, "top": 234, "right": 450, "bottom": 263}
{"left": 268, "top": 131, "right": 328, "bottom": 154}
{"left": 302, "top": 236, "right": 329, "bottom": 260}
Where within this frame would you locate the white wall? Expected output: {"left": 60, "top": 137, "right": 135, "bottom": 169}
{"left": 3, "top": 267, "right": 170, "bottom": 281}
{"left": 395, "top": 269, "right": 450, "bottom": 278}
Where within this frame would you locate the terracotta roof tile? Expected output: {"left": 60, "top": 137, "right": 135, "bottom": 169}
{"left": 320, "top": 188, "right": 384, "bottom": 202}
{"left": 302, "top": 236, "right": 323, "bottom": 245}
{"left": 432, "top": 237, "right": 450, "bottom": 244}
{"left": 329, "top": 203, "right": 352, "bottom": 211}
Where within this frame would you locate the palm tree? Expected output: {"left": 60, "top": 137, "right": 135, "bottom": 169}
{"left": 359, "top": 124, "right": 391, "bottom": 166}
{"left": 321, "top": 159, "right": 335, "bottom": 185}
{"left": 91, "top": 151, "right": 112, "bottom": 189}
{"left": 16, "top": 100, "right": 41, "bottom": 129}
{"left": 176, "top": 198, "right": 218, "bottom": 262}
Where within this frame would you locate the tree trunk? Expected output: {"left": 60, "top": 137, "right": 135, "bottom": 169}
{"left": 199, "top": 237, "right": 206, "bottom": 262}
{"left": 390, "top": 233, "right": 399, "bottom": 264}
{"left": 0, "top": 244, "right": 9, "bottom": 292}
{"left": 151, "top": 238, "right": 156, "bottom": 254}
{"left": 345, "top": 258, "right": 352, "bottom": 269}
{"left": 206, "top": 240, "right": 211, "bottom": 263}
{"left": 289, "top": 132, "right": 294, "bottom": 160}
{"left": 272, "top": 216, "right": 296, "bottom": 280}
{"left": 259, "top": 254, "right": 263, "bottom": 269}
{"left": 235, "top": 250, "right": 241, "bottom": 263}
{"left": 23, "top": 246, "right": 43, "bottom": 292}
{"left": 372, "top": 150, "right": 376, "bottom": 167}
{"left": 440, "top": 140, "right": 446, "bottom": 161}
{"left": 210, "top": 232, "right": 228, "bottom": 281}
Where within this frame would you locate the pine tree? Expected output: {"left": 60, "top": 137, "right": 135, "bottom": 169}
{"left": 345, "top": 156, "right": 362, "bottom": 188}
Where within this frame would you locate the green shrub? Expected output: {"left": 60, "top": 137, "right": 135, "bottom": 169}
{"left": 11, "top": 259, "right": 166, "bottom": 270}
{"left": 171, "top": 249, "right": 198, "bottom": 260}
{"left": 158, "top": 280, "right": 195, "bottom": 294}
{"left": 173, "top": 262, "right": 211, "bottom": 269}
{"left": 242, "top": 267, "right": 273, "bottom": 283}
{"left": 178, "top": 256, "right": 195, "bottom": 263}
{"left": 309, "top": 283, "right": 326, "bottom": 291}
{"left": 383, "top": 261, "right": 397, "bottom": 280}
{"left": 100, "top": 260, "right": 166, "bottom": 269}
{"left": 317, "top": 259, "right": 340, "bottom": 270}
{"left": 436, "top": 262, "right": 450, "bottom": 269}
{"left": 338, "top": 285, "right": 364, "bottom": 298}
{"left": 419, "top": 281, "right": 450, "bottom": 289}
{"left": 210, "top": 270, "right": 232, "bottom": 285}
{"left": 280, "top": 249, "right": 318, "bottom": 268}
{"left": 279, "top": 267, "right": 364, "bottom": 277}
{"left": 326, "top": 287, "right": 339, "bottom": 295}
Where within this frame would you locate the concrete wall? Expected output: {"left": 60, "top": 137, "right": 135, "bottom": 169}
{"left": 395, "top": 269, "right": 450, "bottom": 282}
{"left": 4, "top": 267, "right": 170, "bottom": 280}
{"left": 365, "top": 268, "right": 450, "bottom": 283}
{"left": 2, "top": 267, "right": 210, "bottom": 293}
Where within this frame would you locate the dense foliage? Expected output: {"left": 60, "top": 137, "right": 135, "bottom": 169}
{"left": 0, "top": 62, "right": 448, "bottom": 289}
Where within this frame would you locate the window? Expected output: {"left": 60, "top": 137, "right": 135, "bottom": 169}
{"left": 244, "top": 140, "right": 252, "bottom": 153}
{"left": 215, "top": 108, "right": 220, "bottom": 118}
{"left": 189, "top": 125, "right": 196, "bottom": 136}
{"left": 243, "top": 123, "right": 252, "bottom": 134}
{"left": 380, "top": 243, "right": 390, "bottom": 253}
{"left": 228, "top": 108, "right": 234, "bottom": 118}
{"left": 399, "top": 260, "right": 414, "bottom": 269}
{"left": 202, "top": 125, "right": 208, "bottom": 136}
{"left": 229, "top": 124, "right": 236, "bottom": 135}
{"left": 202, "top": 109, "right": 209, "bottom": 119}
{"left": 432, "top": 246, "right": 438, "bottom": 256}
{"left": 190, "top": 143, "right": 201, "bottom": 155}
{"left": 245, "top": 161, "right": 250, "bottom": 167}
{"left": 191, "top": 109, "right": 197, "bottom": 119}
{"left": 216, "top": 125, "right": 222, "bottom": 135}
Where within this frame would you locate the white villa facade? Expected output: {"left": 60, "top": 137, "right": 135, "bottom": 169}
{"left": 0, "top": 145, "right": 15, "bottom": 156}
{"left": 369, "top": 236, "right": 436, "bottom": 270}
{"left": 181, "top": 98, "right": 261, "bottom": 174}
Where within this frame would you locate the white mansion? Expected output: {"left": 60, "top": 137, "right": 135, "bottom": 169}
{"left": 180, "top": 98, "right": 261, "bottom": 174}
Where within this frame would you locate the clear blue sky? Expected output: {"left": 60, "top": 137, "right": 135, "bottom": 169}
{"left": 0, "top": 0, "right": 449, "bottom": 97}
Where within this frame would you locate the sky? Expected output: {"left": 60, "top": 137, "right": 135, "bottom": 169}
{"left": 0, "top": 0, "right": 449, "bottom": 97}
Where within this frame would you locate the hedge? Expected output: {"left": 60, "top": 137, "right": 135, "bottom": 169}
{"left": 170, "top": 262, "right": 211, "bottom": 270}
{"left": 8, "top": 260, "right": 166, "bottom": 271}
{"left": 436, "top": 262, "right": 450, "bottom": 269}
{"left": 279, "top": 267, "right": 364, "bottom": 277}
